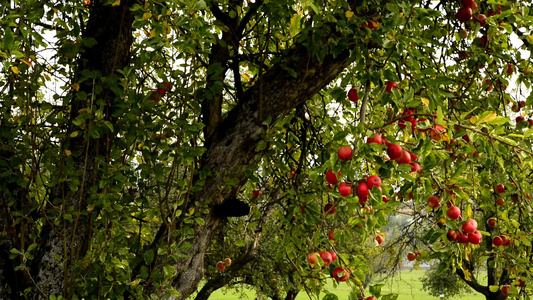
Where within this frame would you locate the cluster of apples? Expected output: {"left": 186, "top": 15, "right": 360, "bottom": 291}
{"left": 446, "top": 218, "right": 482, "bottom": 245}
{"left": 150, "top": 82, "right": 172, "bottom": 102}
{"left": 215, "top": 258, "right": 232, "bottom": 271}
{"left": 307, "top": 252, "right": 349, "bottom": 282}
{"left": 456, "top": 0, "right": 479, "bottom": 23}
{"left": 406, "top": 251, "right": 421, "bottom": 262}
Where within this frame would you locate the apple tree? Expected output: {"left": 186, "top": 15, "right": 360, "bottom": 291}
{"left": 0, "top": 0, "right": 533, "bottom": 299}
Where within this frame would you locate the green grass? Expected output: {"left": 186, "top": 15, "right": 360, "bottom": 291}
{"left": 207, "top": 269, "right": 486, "bottom": 300}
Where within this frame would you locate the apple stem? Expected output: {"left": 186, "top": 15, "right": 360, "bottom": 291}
{"left": 359, "top": 80, "right": 372, "bottom": 124}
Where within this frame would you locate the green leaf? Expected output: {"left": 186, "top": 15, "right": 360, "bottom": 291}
{"left": 382, "top": 294, "right": 399, "bottom": 300}
{"left": 3, "top": 27, "right": 14, "bottom": 50}
{"left": 144, "top": 249, "right": 155, "bottom": 264}
{"left": 489, "top": 285, "right": 500, "bottom": 292}
{"left": 322, "top": 294, "right": 339, "bottom": 300}
{"left": 369, "top": 283, "right": 385, "bottom": 297}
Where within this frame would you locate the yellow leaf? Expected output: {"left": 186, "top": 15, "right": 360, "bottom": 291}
{"left": 142, "top": 12, "right": 152, "bottom": 20}
{"left": 11, "top": 66, "right": 19, "bottom": 74}
{"left": 421, "top": 97, "right": 429, "bottom": 107}
{"left": 44, "top": 74, "right": 51, "bottom": 81}
{"left": 64, "top": 150, "right": 72, "bottom": 156}
{"left": 345, "top": 11, "right": 354, "bottom": 18}
{"left": 71, "top": 83, "right": 80, "bottom": 92}
{"left": 386, "top": 32, "right": 394, "bottom": 39}
{"left": 466, "top": 204, "right": 472, "bottom": 218}
{"left": 477, "top": 111, "right": 497, "bottom": 124}
{"left": 18, "top": 59, "right": 33, "bottom": 67}
{"left": 241, "top": 73, "right": 250, "bottom": 80}
{"left": 112, "top": 0, "right": 120, "bottom": 6}
{"left": 130, "top": 279, "right": 142, "bottom": 287}
{"left": 469, "top": 116, "right": 478, "bottom": 124}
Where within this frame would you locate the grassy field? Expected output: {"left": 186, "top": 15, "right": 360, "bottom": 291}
{"left": 207, "top": 269, "right": 485, "bottom": 300}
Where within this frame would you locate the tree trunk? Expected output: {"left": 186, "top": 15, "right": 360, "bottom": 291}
{"left": 28, "top": 1, "right": 135, "bottom": 298}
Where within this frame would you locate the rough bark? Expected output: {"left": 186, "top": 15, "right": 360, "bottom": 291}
{"left": 29, "top": 1, "right": 136, "bottom": 298}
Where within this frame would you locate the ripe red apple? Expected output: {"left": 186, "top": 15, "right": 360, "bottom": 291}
{"left": 427, "top": 196, "right": 440, "bottom": 208}
{"left": 385, "top": 81, "right": 398, "bottom": 93}
{"left": 501, "top": 285, "right": 511, "bottom": 296}
{"left": 447, "top": 206, "right": 461, "bottom": 220}
{"left": 320, "top": 252, "right": 333, "bottom": 266}
{"left": 396, "top": 150, "right": 412, "bottom": 165}
{"left": 495, "top": 184, "right": 505, "bottom": 194}
{"left": 402, "top": 110, "right": 415, "bottom": 123}
{"left": 456, "top": 7, "right": 473, "bottom": 23}
{"left": 324, "top": 203, "right": 336, "bottom": 215}
{"left": 216, "top": 261, "right": 226, "bottom": 271}
{"left": 501, "top": 235, "right": 511, "bottom": 247}
{"left": 367, "top": 298, "right": 376, "bottom": 300}
{"left": 408, "top": 151, "right": 418, "bottom": 161}
{"left": 329, "top": 251, "right": 338, "bottom": 262}
{"left": 410, "top": 162, "right": 421, "bottom": 174}
{"left": 387, "top": 144, "right": 403, "bottom": 160}
{"left": 375, "top": 235, "right": 384, "bottom": 245}
{"left": 382, "top": 196, "right": 389, "bottom": 203}
{"left": 516, "top": 116, "right": 525, "bottom": 123}
{"left": 367, "top": 175, "right": 382, "bottom": 189}
{"left": 307, "top": 252, "right": 319, "bottom": 264}
{"left": 332, "top": 267, "right": 350, "bottom": 282}
{"left": 507, "top": 64, "right": 514, "bottom": 76}
{"left": 430, "top": 124, "right": 445, "bottom": 141}
{"left": 487, "top": 218, "right": 497, "bottom": 228}
{"left": 252, "top": 190, "right": 261, "bottom": 198}
{"left": 461, "top": 0, "right": 478, "bottom": 9}
{"left": 493, "top": 236, "right": 503, "bottom": 247}
{"left": 457, "top": 233, "right": 469, "bottom": 243}
{"left": 474, "top": 14, "right": 487, "bottom": 27}
{"left": 447, "top": 230, "right": 458, "bottom": 241}
{"left": 224, "top": 258, "right": 232, "bottom": 266}
{"left": 367, "top": 133, "right": 383, "bottom": 145}
{"left": 326, "top": 170, "right": 339, "bottom": 185}
{"left": 496, "top": 198, "right": 505, "bottom": 206}
{"left": 338, "top": 146, "right": 354, "bottom": 161}
{"left": 462, "top": 219, "right": 478, "bottom": 234}
{"left": 329, "top": 230, "right": 336, "bottom": 242}
{"left": 339, "top": 182, "right": 352, "bottom": 197}
{"left": 290, "top": 171, "right": 296, "bottom": 178}
{"left": 468, "top": 230, "right": 482, "bottom": 244}
{"left": 357, "top": 181, "right": 370, "bottom": 199}
{"left": 407, "top": 252, "right": 417, "bottom": 261}
{"left": 348, "top": 88, "right": 359, "bottom": 102}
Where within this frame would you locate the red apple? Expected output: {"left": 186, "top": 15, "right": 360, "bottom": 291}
{"left": 501, "top": 235, "right": 511, "bottom": 247}
{"left": 339, "top": 182, "right": 352, "bottom": 197}
{"left": 447, "top": 230, "right": 458, "bottom": 241}
{"left": 457, "top": 233, "right": 469, "bottom": 243}
{"left": 357, "top": 181, "right": 370, "bottom": 199}
{"left": 427, "top": 196, "right": 440, "bottom": 208}
{"left": 430, "top": 124, "right": 445, "bottom": 141}
{"left": 447, "top": 206, "right": 461, "bottom": 220}
{"left": 333, "top": 267, "right": 350, "bottom": 282}
{"left": 462, "top": 219, "right": 478, "bottom": 234}
{"left": 461, "top": 0, "right": 478, "bottom": 9}
{"left": 382, "top": 196, "right": 389, "bottom": 203}
{"left": 493, "top": 236, "right": 503, "bottom": 247}
{"left": 502, "top": 285, "right": 511, "bottom": 296}
{"left": 326, "top": 170, "right": 339, "bottom": 185}
{"left": 367, "top": 133, "right": 383, "bottom": 145}
{"left": 348, "top": 88, "right": 359, "bottom": 102}
{"left": 474, "top": 14, "right": 487, "bottom": 27}
{"left": 387, "top": 144, "right": 403, "bottom": 160}
{"left": 487, "top": 218, "right": 497, "bottom": 228}
{"left": 507, "top": 64, "right": 514, "bottom": 76}
{"left": 375, "top": 235, "right": 384, "bottom": 245}
{"left": 367, "top": 175, "right": 382, "bottom": 189}
{"left": 385, "top": 81, "right": 398, "bottom": 93}
{"left": 496, "top": 198, "right": 505, "bottom": 206}
{"left": 252, "top": 190, "right": 261, "bottom": 198}
{"left": 408, "top": 151, "right": 418, "bottom": 161}
{"left": 216, "top": 261, "right": 226, "bottom": 271}
{"left": 329, "top": 251, "right": 338, "bottom": 262}
{"left": 324, "top": 203, "right": 336, "bottom": 215}
{"left": 468, "top": 230, "right": 482, "bottom": 244}
{"left": 307, "top": 252, "right": 319, "bottom": 264}
{"left": 410, "top": 162, "right": 421, "bottom": 174}
{"left": 396, "top": 150, "right": 412, "bottom": 165}
{"left": 456, "top": 7, "right": 473, "bottom": 23}
{"left": 320, "top": 252, "right": 333, "bottom": 266}
{"left": 516, "top": 116, "right": 525, "bottom": 123}
{"left": 407, "top": 252, "right": 417, "bottom": 261}
{"left": 495, "top": 184, "right": 505, "bottom": 195}
{"left": 224, "top": 258, "right": 232, "bottom": 266}
{"left": 402, "top": 110, "right": 415, "bottom": 123}
{"left": 338, "top": 146, "right": 354, "bottom": 161}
